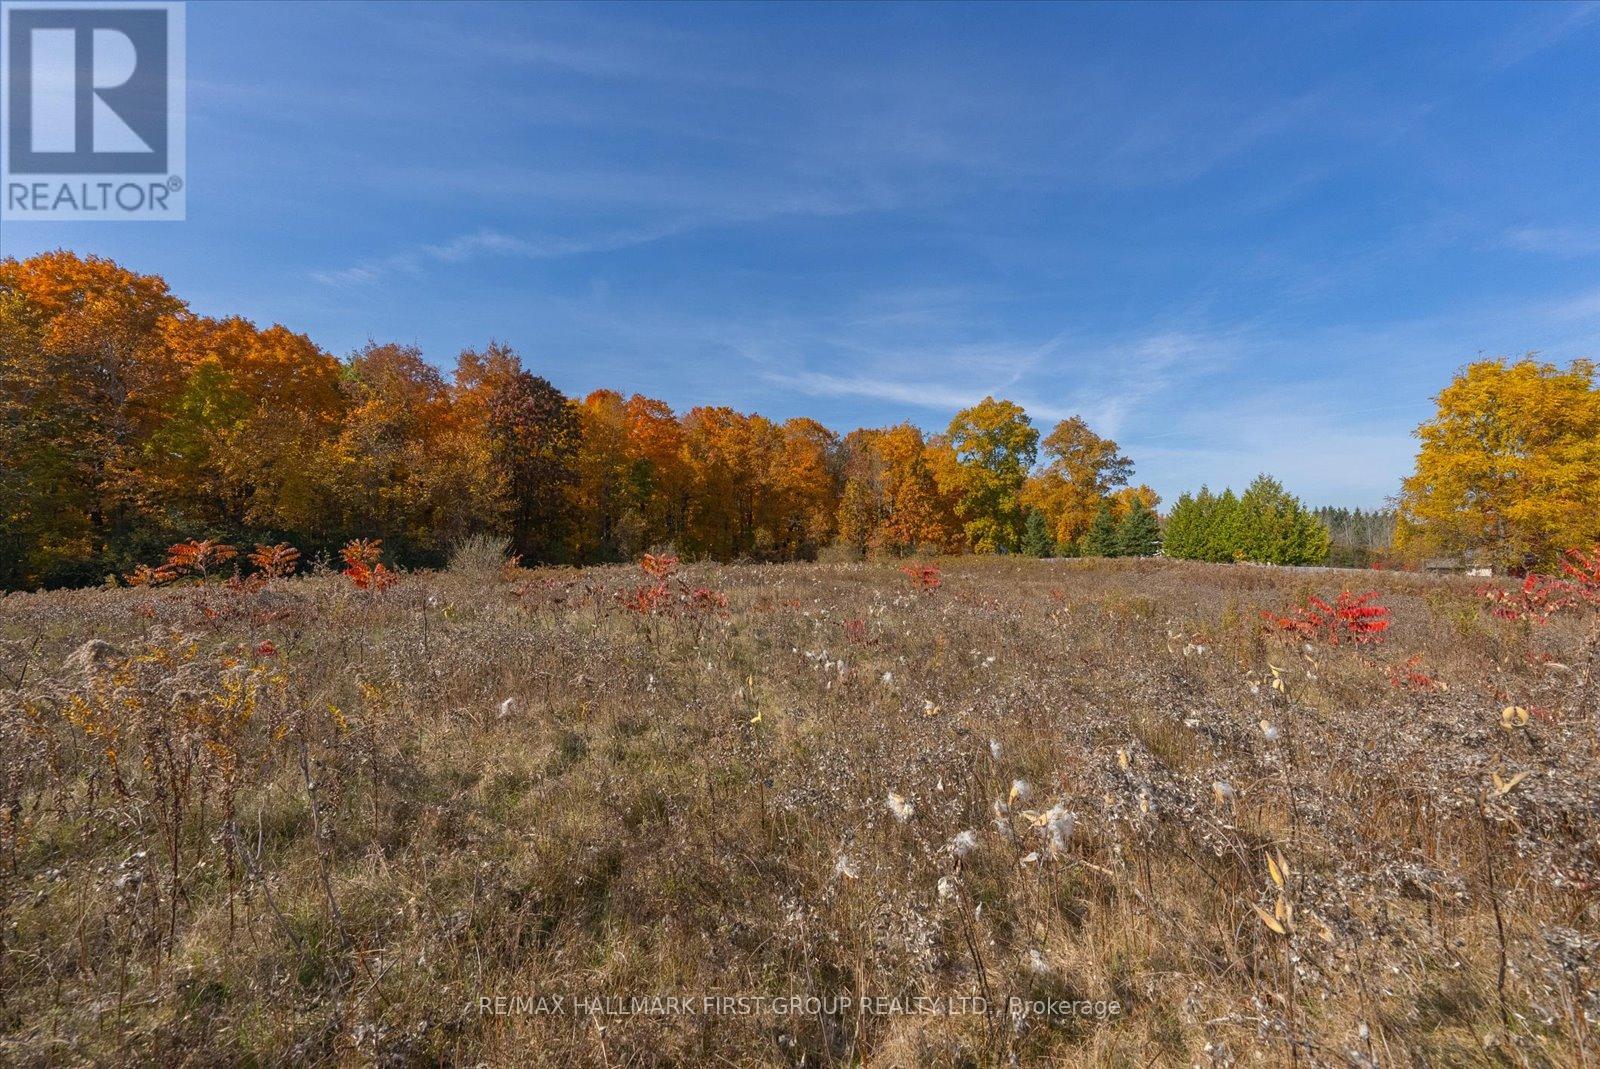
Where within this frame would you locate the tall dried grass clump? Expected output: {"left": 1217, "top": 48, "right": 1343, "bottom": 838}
{"left": 446, "top": 531, "right": 515, "bottom": 578}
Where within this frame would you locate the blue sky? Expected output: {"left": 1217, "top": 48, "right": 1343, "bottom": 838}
{"left": 4, "top": 0, "right": 1600, "bottom": 508}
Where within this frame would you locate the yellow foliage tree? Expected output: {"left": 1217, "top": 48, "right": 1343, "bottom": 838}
{"left": 1021, "top": 416, "right": 1133, "bottom": 548}
{"left": 1398, "top": 357, "right": 1600, "bottom": 570}
{"left": 574, "top": 389, "right": 636, "bottom": 559}
{"left": 149, "top": 316, "right": 345, "bottom": 534}
{"left": 945, "top": 398, "right": 1038, "bottom": 552}
{"left": 1109, "top": 484, "right": 1160, "bottom": 521}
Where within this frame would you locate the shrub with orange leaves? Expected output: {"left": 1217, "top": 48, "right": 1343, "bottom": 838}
{"left": 1561, "top": 545, "right": 1600, "bottom": 592}
{"left": 125, "top": 538, "right": 239, "bottom": 586}
{"left": 618, "top": 554, "right": 726, "bottom": 620}
{"left": 248, "top": 542, "right": 301, "bottom": 579}
{"left": 900, "top": 562, "right": 942, "bottom": 594}
{"left": 1261, "top": 591, "right": 1390, "bottom": 645}
{"left": 340, "top": 539, "right": 383, "bottom": 568}
{"left": 345, "top": 563, "right": 397, "bottom": 591}
{"left": 124, "top": 563, "right": 177, "bottom": 588}
{"left": 165, "top": 539, "right": 238, "bottom": 580}
{"left": 1481, "top": 574, "right": 1572, "bottom": 624}
{"left": 340, "top": 539, "right": 397, "bottom": 591}
{"left": 640, "top": 552, "right": 679, "bottom": 580}
{"left": 620, "top": 583, "right": 671, "bottom": 615}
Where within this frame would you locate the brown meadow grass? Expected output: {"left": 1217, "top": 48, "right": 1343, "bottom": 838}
{"left": 0, "top": 557, "right": 1596, "bottom": 1066}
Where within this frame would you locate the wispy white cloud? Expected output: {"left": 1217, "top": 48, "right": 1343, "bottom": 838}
{"left": 1545, "top": 287, "right": 1600, "bottom": 323}
{"left": 308, "top": 180, "right": 902, "bottom": 287}
{"left": 749, "top": 314, "right": 1243, "bottom": 442}
{"left": 1491, "top": 1, "right": 1600, "bottom": 68}
{"left": 762, "top": 369, "right": 1049, "bottom": 420}
{"left": 753, "top": 326, "right": 1082, "bottom": 427}
{"left": 1503, "top": 225, "right": 1600, "bottom": 259}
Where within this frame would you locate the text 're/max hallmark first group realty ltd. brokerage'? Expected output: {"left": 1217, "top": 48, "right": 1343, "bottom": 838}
{"left": 477, "top": 993, "right": 1125, "bottom": 1022}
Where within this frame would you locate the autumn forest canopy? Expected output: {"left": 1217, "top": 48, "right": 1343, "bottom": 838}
{"left": 2, "top": 251, "right": 1598, "bottom": 590}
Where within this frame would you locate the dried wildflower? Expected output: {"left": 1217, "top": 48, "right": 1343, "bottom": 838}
{"left": 1259, "top": 720, "right": 1280, "bottom": 742}
{"left": 992, "top": 797, "right": 1014, "bottom": 837}
{"left": 1044, "top": 805, "right": 1075, "bottom": 851}
{"left": 886, "top": 790, "right": 915, "bottom": 821}
{"left": 1491, "top": 770, "right": 1529, "bottom": 796}
{"left": 1500, "top": 705, "right": 1529, "bottom": 731}
{"left": 1254, "top": 903, "right": 1290, "bottom": 936}
{"left": 833, "top": 854, "right": 859, "bottom": 880}
{"left": 950, "top": 829, "right": 979, "bottom": 859}
{"left": 1009, "top": 778, "right": 1033, "bottom": 804}
{"left": 989, "top": 738, "right": 1003, "bottom": 761}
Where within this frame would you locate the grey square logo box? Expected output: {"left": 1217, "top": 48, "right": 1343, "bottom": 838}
{"left": 2, "top": 1, "right": 185, "bottom": 220}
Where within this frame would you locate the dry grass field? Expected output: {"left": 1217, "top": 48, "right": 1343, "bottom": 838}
{"left": 0, "top": 556, "right": 1596, "bottom": 1067}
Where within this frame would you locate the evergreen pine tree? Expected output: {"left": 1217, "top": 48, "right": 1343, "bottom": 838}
{"left": 1020, "top": 508, "right": 1055, "bottom": 557}
{"left": 1080, "top": 502, "right": 1121, "bottom": 557}
{"left": 1162, "top": 478, "right": 1332, "bottom": 565}
{"left": 1234, "top": 475, "right": 1330, "bottom": 565}
{"left": 1162, "top": 490, "right": 1200, "bottom": 558}
{"left": 1290, "top": 505, "right": 1332, "bottom": 564}
{"left": 1115, "top": 498, "right": 1161, "bottom": 557}
{"left": 1202, "top": 489, "right": 1241, "bottom": 562}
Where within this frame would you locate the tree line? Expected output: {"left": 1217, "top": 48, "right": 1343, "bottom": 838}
{"left": 3, "top": 252, "right": 1186, "bottom": 588}
{"left": 29, "top": 252, "right": 1538, "bottom": 588}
